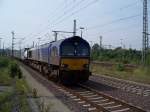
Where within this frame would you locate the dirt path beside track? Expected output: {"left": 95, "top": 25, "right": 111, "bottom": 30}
{"left": 20, "top": 65, "right": 72, "bottom": 112}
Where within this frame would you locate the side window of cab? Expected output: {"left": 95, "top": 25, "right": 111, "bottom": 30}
{"left": 51, "top": 46, "right": 58, "bottom": 56}
{"left": 55, "top": 47, "right": 58, "bottom": 56}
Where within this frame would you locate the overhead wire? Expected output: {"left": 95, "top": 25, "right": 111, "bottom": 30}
{"left": 47, "top": 0, "right": 74, "bottom": 23}
{"left": 97, "top": 1, "right": 140, "bottom": 17}
{"left": 22, "top": 0, "right": 143, "bottom": 48}
{"left": 48, "top": 0, "right": 70, "bottom": 17}
{"left": 53, "top": 0, "right": 100, "bottom": 26}
{"left": 42, "top": 0, "right": 101, "bottom": 42}
{"left": 87, "top": 14, "right": 141, "bottom": 30}
{"left": 75, "top": 1, "right": 140, "bottom": 31}
{"left": 86, "top": 23, "right": 140, "bottom": 37}
{"left": 23, "top": 0, "right": 135, "bottom": 45}
{"left": 23, "top": 0, "right": 91, "bottom": 45}
{"left": 53, "top": 0, "right": 139, "bottom": 26}
{"left": 21, "top": 0, "right": 71, "bottom": 45}
{"left": 23, "top": 0, "right": 83, "bottom": 45}
{"left": 49, "top": 0, "right": 88, "bottom": 24}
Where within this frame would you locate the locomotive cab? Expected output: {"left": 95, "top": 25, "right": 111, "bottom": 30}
{"left": 59, "top": 36, "right": 91, "bottom": 84}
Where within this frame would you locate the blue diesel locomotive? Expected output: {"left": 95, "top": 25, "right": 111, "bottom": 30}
{"left": 21, "top": 36, "right": 91, "bottom": 84}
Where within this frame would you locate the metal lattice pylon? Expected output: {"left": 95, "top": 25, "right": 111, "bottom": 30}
{"left": 142, "top": 0, "right": 149, "bottom": 64}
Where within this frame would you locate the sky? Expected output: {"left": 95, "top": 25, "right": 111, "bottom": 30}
{"left": 0, "top": 0, "right": 149, "bottom": 50}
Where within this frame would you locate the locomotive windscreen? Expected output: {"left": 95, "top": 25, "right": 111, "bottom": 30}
{"left": 61, "top": 43, "right": 75, "bottom": 56}
{"left": 76, "top": 43, "right": 89, "bottom": 56}
{"left": 61, "top": 41, "right": 90, "bottom": 57}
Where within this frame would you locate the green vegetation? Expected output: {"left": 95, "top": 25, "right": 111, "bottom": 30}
{"left": 9, "top": 61, "right": 23, "bottom": 79}
{"left": 15, "top": 78, "right": 31, "bottom": 112}
{"left": 116, "top": 63, "right": 125, "bottom": 71}
{"left": 91, "top": 44, "right": 145, "bottom": 64}
{"left": 92, "top": 64, "right": 150, "bottom": 84}
{"left": 0, "top": 57, "right": 9, "bottom": 68}
{"left": 0, "top": 79, "right": 30, "bottom": 112}
{"left": 0, "top": 57, "right": 12, "bottom": 85}
{"left": 0, "top": 92, "right": 13, "bottom": 112}
{"left": 16, "top": 78, "right": 29, "bottom": 94}
{"left": 0, "top": 57, "right": 22, "bottom": 85}
{"left": 91, "top": 44, "right": 150, "bottom": 84}
{"left": 0, "top": 57, "right": 30, "bottom": 112}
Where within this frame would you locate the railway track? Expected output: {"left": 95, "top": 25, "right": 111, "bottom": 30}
{"left": 91, "top": 61, "right": 137, "bottom": 69}
{"left": 91, "top": 75, "right": 150, "bottom": 97}
{"left": 20, "top": 62, "right": 146, "bottom": 112}
{"left": 58, "top": 84, "right": 146, "bottom": 112}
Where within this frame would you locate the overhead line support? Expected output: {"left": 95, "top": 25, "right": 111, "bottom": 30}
{"left": 142, "top": 0, "right": 149, "bottom": 65}
{"left": 11, "top": 31, "right": 15, "bottom": 57}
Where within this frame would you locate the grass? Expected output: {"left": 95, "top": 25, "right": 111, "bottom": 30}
{"left": 0, "top": 79, "right": 31, "bottom": 112}
{"left": 91, "top": 63, "right": 150, "bottom": 84}
{"left": 0, "top": 57, "right": 12, "bottom": 85}
{"left": 0, "top": 92, "right": 13, "bottom": 112}
{"left": 16, "top": 78, "right": 29, "bottom": 94}
{"left": 0, "top": 57, "right": 31, "bottom": 112}
{"left": 0, "top": 68, "right": 12, "bottom": 85}
{"left": 0, "top": 57, "right": 10, "bottom": 68}
{"left": 15, "top": 78, "right": 31, "bottom": 112}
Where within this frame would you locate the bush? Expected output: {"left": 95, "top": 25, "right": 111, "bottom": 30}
{"left": 9, "top": 62, "right": 22, "bottom": 79}
{"left": 116, "top": 63, "right": 125, "bottom": 71}
{"left": 91, "top": 43, "right": 142, "bottom": 64}
{"left": 122, "top": 59, "right": 129, "bottom": 64}
{"left": 0, "top": 57, "right": 9, "bottom": 68}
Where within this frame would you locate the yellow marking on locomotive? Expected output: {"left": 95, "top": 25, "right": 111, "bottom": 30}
{"left": 61, "top": 59, "right": 89, "bottom": 70}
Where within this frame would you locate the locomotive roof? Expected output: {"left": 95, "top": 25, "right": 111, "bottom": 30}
{"left": 30, "top": 36, "right": 89, "bottom": 50}
{"left": 51, "top": 36, "right": 88, "bottom": 47}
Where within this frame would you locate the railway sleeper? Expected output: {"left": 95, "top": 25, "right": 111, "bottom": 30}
{"left": 83, "top": 94, "right": 98, "bottom": 98}
{"left": 98, "top": 101, "right": 115, "bottom": 106}
{"left": 80, "top": 93, "right": 95, "bottom": 96}
{"left": 88, "top": 107, "right": 97, "bottom": 111}
{"left": 89, "top": 97, "right": 105, "bottom": 100}
{"left": 104, "top": 104, "right": 122, "bottom": 109}
{"left": 110, "top": 107, "right": 130, "bottom": 112}
{"left": 83, "top": 104, "right": 91, "bottom": 107}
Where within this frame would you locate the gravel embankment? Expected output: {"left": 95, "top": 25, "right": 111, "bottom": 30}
{"left": 88, "top": 75, "right": 150, "bottom": 111}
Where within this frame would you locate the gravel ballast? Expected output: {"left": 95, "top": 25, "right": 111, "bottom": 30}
{"left": 89, "top": 75, "right": 150, "bottom": 111}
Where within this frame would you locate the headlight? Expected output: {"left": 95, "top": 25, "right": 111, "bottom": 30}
{"left": 61, "top": 64, "right": 68, "bottom": 68}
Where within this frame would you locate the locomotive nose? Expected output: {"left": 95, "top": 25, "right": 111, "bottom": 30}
{"left": 61, "top": 58, "right": 89, "bottom": 70}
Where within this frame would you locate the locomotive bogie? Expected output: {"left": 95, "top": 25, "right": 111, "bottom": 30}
{"left": 59, "top": 70, "right": 91, "bottom": 84}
